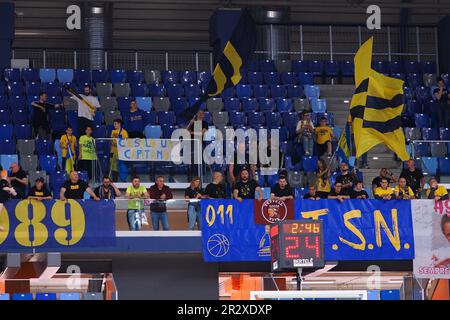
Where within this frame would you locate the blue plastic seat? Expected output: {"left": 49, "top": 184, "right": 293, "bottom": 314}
{"left": 246, "top": 60, "right": 260, "bottom": 72}
{"left": 0, "top": 124, "right": 13, "bottom": 139}
{"left": 144, "top": 124, "right": 162, "bottom": 138}
{"left": 4, "top": 68, "right": 21, "bottom": 82}
{"left": 325, "top": 61, "right": 340, "bottom": 77}
{"left": 131, "top": 83, "right": 148, "bottom": 97}
{"left": 405, "top": 61, "right": 421, "bottom": 74}
{"left": 406, "top": 100, "right": 422, "bottom": 114}
{"left": 389, "top": 61, "right": 405, "bottom": 74}
{"left": 265, "top": 112, "right": 282, "bottom": 128}
{"left": 59, "top": 293, "right": 81, "bottom": 300}
{"left": 258, "top": 98, "right": 275, "bottom": 112}
{"left": 57, "top": 69, "right": 74, "bottom": 83}
{"left": 136, "top": 96, "right": 152, "bottom": 112}
{"left": 171, "top": 97, "right": 188, "bottom": 116}
{"left": 74, "top": 69, "right": 91, "bottom": 83}
{"left": 311, "top": 98, "right": 327, "bottom": 113}
{"left": 161, "top": 70, "right": 180, "bottom": 85}
{"left": 304, "top": 85, "right": 320, "bottom": 99}
{"left": 421, "top": 128, "right": 438, "bottom": 140}
{"left": 415, "top": 86, "right": 431, "bottom": 103}
{"left": 407, "top": 73, "right": 423, "bottom": 88}
{"left": 223, "top": 98, "right": 240, "bottom": 112}
{"left": 39, "top": 155, "right": 58, "bottom": 172}
{"left": 144, "top": 111, "right": 157, "bottom": 125}
{"left": 92, "top": 125, "right": 107, "bottom": 139}
{"left": 66, "top": 110, "right": 78, "bottom": 133}
{"left": 0, "top": 155, "right": 18, "bottom": 170}
{"left": 197, "top": 71, "right": 211, "bottom": 88}
{"left": 340, "top": 61, "right": 354, "bottom": 76}
{"left": 92, "top": 111, "right": 104, "bottom": 126}
{"left": 270, "top": 85, "right": 286, "bottom": 99}
{"left": 25, "top": 82, "right": 41, "bottom": 96}
{"left": 148, "top": 83, "right": 166, "bottom": 97}
{"left": 0, "top": 139, "right": 15, "bottom": 154}
{"left": 420, "top": 61, "right": 437, "bottom": 74}
{"left": 309, "top": 60, "right": 324, "bottom": 76}
{"left": 125, "top": 70, "right": 143, "bottom": 84}
{"left": 264, "top": 72, "right": 280, "bottom": 85}
{"left": 281, "top": 72, "right": 298, "bottom": 85}
{"left": 7, "top": 82, "right": 24, "bottom": 96}
{"left": 39, "top": 68, "right": 56, "bottom": 83}
{"left": 8, "top": 95, "right": 27, "bottom": 110}
{"left": 286, "top": 85, "right": 303, "bottom": 98}
{"left": 117, "top": 96, "right": 133, "bottom": 111}
{"left": 391, "top": 73, "right": 406, "bottom": 82}
{"left": 372, "top": 61, "right": 390, "bottom": 74}
{"left": 180, "top": 71, "right": 197, "bottom": 85}
{"left": 166, "top": 84, "right": 184, "bottom": 98}
{"left": 275, "top": 98, "right": 293, "bottom": 112}
{"left": 92, "top": 69, "right": 110, "bottom": 83}
{"left": 41, "top": 82, "right": 60, "bottom": 96}
{"left": 22, "top": 68, "right": 40, "bottom": 82}
{"left": 36, "top": 293, "right": 57, "bottom": 301}
{"left": 157, "top": 111, "right": 175, "bottom": 126}
{"left": 247, "top": 71, "right": 263, "bottom": 85}
{"left": 241, "top": 98, "right": 258, "bottom": 112}
{"left": 111, "top": 69, "right": 126, "bottom": 83}
{"left": 260, "top": 60, "right": 276, "bottom": 72}
{"left": 161, "top": 125, "right": 178, "bottom": 138}
{"left": 0, "top": 293, "right": 10, "bottom": 300}
{"left": 298, "top": 72, "right": 314, "bottom": 86}
{"left": 48, "top": 109, "right": 66, "bottom": 132}
{"left": 182, "top": 84, "right": 201, "bottom": 102}
{"left": 93, "top": 139, "right": 111, "bottom": 157}
{"left": 414, "top": 113, "right": 430, "bottom": 128}
{"left": 12, "top": 109, "right": 29, "bottom": 124}
{"left": 0, "top": 110, "right": 11, "bottom": 124}
{"left": 36, "top": 139, "right": 54, "bottom": 155}
{"left": 247, "top": 112, "right": 265, "bottom": 128}
{"left": 49, "top": 171, "right": 66, "bottom": 190}
{"left": 281, "top": 112, "right": 299, "bottom": 128}
{"left": 15, "top": 124, "right": 32, "bottom": 140}
{"left": 302, "top": 156, "right": 318, "bottom": 172}
{"left": 253, "top": 85, "right": 269, "bottom": 98}
{"left": 440, "top": 128, "right": 450, "bottom": 140}
{"left": 439, "top": 157, "right": 450, "bottom": 174}
{"left": 236, "top": 84, "right": 252, "bottom": 98}
{"left": 11, "top": 293, "right": 33, "bottom": 301}
{"left": 420, "top": 157, "right": 438, "bottom": 176}
{"left": 413, "top": 142, "right": 431, "bottom": 157}
{"left": 220, "top": 86, "right": 235, "bottom": 98}
{"left": 292, "top": 60, "right": 309, "bottom": 73}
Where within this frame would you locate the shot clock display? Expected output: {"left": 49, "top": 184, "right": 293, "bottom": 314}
{"left": 270, "top": 220, "right": 324, "bottom": 271}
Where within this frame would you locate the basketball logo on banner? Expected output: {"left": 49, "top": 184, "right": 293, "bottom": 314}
{"left": 254, "top": 199, "right": 295, "bottom": 225}
{"left": 207, "top": 234, "right": 230, "bottom": 258}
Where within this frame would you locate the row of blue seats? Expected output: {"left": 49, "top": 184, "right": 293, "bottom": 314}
{"left": 0, "top": 292, "right": 93, "bottom": 300}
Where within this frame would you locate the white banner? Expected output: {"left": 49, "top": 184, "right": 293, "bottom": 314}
{"left": 412, "top": 200, "right": 450, "bottom": 279}
{"left": 117, "top": 138, "right": 182, "bottom": 162}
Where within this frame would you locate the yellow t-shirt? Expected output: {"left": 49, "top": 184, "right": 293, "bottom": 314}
{"left": 60, "top": 134, "right": 77, "bottom": 158}
{"left": 316, "top": 176, "right": 331, "bottom": 193}
{"left": 315, "top": 126, "right": 333, "bottom": 145}
{"left": 111, "top": 128, "right": 129, "bottom": 154}
{"left": 426, "top": 185, "right": 449, "bottom": 198}
{"left": 394, "top": 185, "right": 414, "bottom": 198}
{"left": 374, "top": 187, "right": 394, "bottom": 198}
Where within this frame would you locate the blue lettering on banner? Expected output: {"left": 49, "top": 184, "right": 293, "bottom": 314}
{"left": 201, "top": 199, "right": 415, "bottom": 262}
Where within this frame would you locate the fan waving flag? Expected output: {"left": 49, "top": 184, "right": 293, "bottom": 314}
{"left": 337, "top": 114, "right": 352, "bottom": 164}
{"left": 65, "top": 145, "right": 75, "bottom": 175}
{"left": 350, "top": 37, "right": 410, "bottom": 161}
{"left": 180, "top": 9, "right": 256, "bottom": 121}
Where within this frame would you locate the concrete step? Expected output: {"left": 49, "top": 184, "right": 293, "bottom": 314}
{"left": 319, "top": 84, "right": 355, "bottom": 98}
{"left": 324, "top": 98, "right": 351, "bottom": 112}
{"left": 366, "top": 154, "right": 402, "bottom": 169}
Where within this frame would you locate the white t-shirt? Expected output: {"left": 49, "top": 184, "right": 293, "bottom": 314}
{"left": 71, "top": 95, "right": 101, "bottom": 121}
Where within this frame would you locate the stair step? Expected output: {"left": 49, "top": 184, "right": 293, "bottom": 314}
{"left": 319, "top": 84, "right": 355, "bottom": 98}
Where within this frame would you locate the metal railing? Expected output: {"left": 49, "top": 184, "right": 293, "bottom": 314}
{"left": 11, "top": 24, "right": 438, "bottom": 71}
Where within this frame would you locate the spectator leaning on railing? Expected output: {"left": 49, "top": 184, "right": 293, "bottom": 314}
{"left": 0, "top": 169, "right": 16, "bottom": 231}
{"left": 94, "top": 176, "right": 121, "bottom": 200}
{"left": 27, "top": 177, "right": 52, "bottom": 201}
{"left": 184, "top": 176, "right": 204, "bottom": 231}
{"left": 270, "top": 176, "right": 294, "bottom": 201}
{"left": 148, "top": 176, "right": 173, "bottom": 231}
{"left": 204, "top": 171, "right": 227, "bottom": 199}
{"left": 328, "top": 182, "right": 350, "bottom": 202}
{"left": 125, "top": 176, "right": 149, "bottom": 231}
{"left": 374, "top": 178, "right": 394, "bottom": 200}
{"left": 394, "top": 177, "right": 415, "bottom": 200}
{"left": 59, "top": 171, "right": 99, "bottom": 201}
{"left": 8, "top": 163, "right": 28, "bottom": 199}
{"left": 426, "top": 177, "right": 449, "bottom": 201}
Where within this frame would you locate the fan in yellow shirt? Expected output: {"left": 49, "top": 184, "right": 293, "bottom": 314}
{"left": 60, "top": 126, "right": 77, "bottom": 171}
{"left": 426, "top": 177, "right": 449, "bottom": 201}
{"left": 394, "top": 177, "right": 415, "bottom": 199}
{"left": 374, "top": 178, "right": 394, "bottom": 200}
{"left": 110, "top": 119, "right": 129, "bottom": 180}
{"left": 314, "top": 117, "right": 333, "bottom": 156}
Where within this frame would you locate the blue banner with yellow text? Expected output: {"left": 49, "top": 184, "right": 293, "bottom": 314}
{"left": 201, "top": 199, "right": 415, "bottom": 262}
{"left": 0, "top": 199, "right": 116, "bottom": 251}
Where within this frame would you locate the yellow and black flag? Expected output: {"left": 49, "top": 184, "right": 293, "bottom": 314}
{"left": 181, "top": 9, "right": 256, "bottom": 121}
{"left": 350, "top": 37, "right": 410, "bottom": 161}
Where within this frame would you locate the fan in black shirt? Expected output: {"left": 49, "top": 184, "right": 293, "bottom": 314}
{"left": 351, "top": 181, "right": 369, "bottom": 199}
{"left": 303, "top": 185, "right": 321, "bottom": 200}
{"left": 8, "top": 163, "right": 28, "bottom": 199}
{"left": 59, "top": 171, "right": 99, "bottom": 201}
{"left": 270, "top": 176, "right": 294, "bottom": 200}
{"left": 204, "top": 172, "right": 227, "bottom": 199}
{"left": 335, "top": 163, "right": 356, "bottom": 196}
{"left": 28, "top": 177, "right": 52, "bottom": 200}
{"left": 233, "top": 169, "right": 262, "bottom": 201}
{"left": 328, "top": 183, "right": 351, "bottom": 202}
{"left": 31, "top": 92, "right": 62, "bottom": 139}
{"left": 399, "top": 160, "right": 424, "bottom": 198}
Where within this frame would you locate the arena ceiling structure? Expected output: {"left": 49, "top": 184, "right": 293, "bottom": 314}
{"left": 11, "top": 0, "right": 450, "bottom": 51}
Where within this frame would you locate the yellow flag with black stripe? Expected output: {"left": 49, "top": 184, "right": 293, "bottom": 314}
{"left": 350, "top": 37, "right": 410, "bottom": 161}
{"left": 181, "top": 9, "right": 256, "bottom": 121}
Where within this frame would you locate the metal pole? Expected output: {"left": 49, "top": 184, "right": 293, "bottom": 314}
{"left": 135, "top": 51, "right": 138, "bottom": 70}
{"left": 165, "top": 52, "right": 169, "bottom": 70}
{"left": 388, "top": 26, "right": 392, "bottom": 62}
{"left": 416, "top": 26, "right": 421, "bottom": 62}
{"left": 74, "top": 51, "right": 78, "bottom": 69}
{"left": 435, "top": 27, "right": 440, "bottom": 75}
{"left": 43, "top": 50, "right": 46, "bottom": 68}
{"left": 195, "top": 52, "right": 199, "bottom": 72}
{"left": 300, "top": 25, "right": 304, "bottom": 60}
{"left": 210, "top": 52, "right": 213, "bottom": 72}
{"left": 12, "top": 49, "right": 15, "bottom": 60}
{"left": 358, "top": 25, "right": 362, "bottom": 46}
{"left": 270, "top": 24, "right": 274, "bottom": 60}
{"left": 329, "top": 25, "right": 333, "bottom": 62}
{"left": 104, "top": 51, "right": 108, "bottom": 70}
